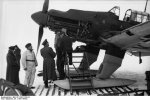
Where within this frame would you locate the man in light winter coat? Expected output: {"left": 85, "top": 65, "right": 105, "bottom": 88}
{"left": 21, "top": 43, "right": 38, "bottom": 89}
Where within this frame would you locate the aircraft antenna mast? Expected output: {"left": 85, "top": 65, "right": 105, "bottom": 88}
{"left": 144, "top": 0, "right": 148, "bottom": 12}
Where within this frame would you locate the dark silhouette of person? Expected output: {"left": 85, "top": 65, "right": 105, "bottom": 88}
{"left": 40, "top": 39, "right": 57, "bottom": 88}
{"left": 14, "top": 45, "right": 21, "bottom": 69}
{"left": 54, "top": 30, "right": 66, "bottom": 80}
{"left": 61, "top": 28, "right": 75, "bottom": 65}
{"left": 6, "top": 46, "right": 20, "bottom": 85}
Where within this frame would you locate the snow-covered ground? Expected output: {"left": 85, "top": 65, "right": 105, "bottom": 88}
{"left": 18, "top": 51, "right": 148, "bottom": 93}
{"left": 17, "top": 52, "right": 148, "bottom": 96}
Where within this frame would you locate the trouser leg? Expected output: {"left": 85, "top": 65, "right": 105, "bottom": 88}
{"left": 58, "top": 59, "right": 65, "bottom": 79}
{"left": 56, "top": 49, "right": 65, "bottom": 79}
{"left": 56, "top": 57, "right": 62, "bottom": 74}
{"left": 57, "top": 55, "right": 63, "bottom": 79}
{"left": 67, "top": 52, "right": 72, "bottom": 65}
{"left": 24, "top": 70, "right": 31, "bottom": 87}
{"left": 29, "top": 68, "right": 36, "bottom": 87}
{"left": 16, "top": 70, "right": 20, "bottom": 84}
{"left": 56, "top": 48, "right": 61, "bottom": 73}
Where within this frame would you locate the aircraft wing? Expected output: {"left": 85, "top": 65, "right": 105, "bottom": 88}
{"left": 104, "top": 20, "right": 150, "bottom": 55}
{"left": 95, "top": 21, "right": 150, "bottom": 79}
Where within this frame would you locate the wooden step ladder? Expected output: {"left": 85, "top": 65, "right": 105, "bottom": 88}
{"left": 64, "top": 51, "right": 96, "bottom": 94}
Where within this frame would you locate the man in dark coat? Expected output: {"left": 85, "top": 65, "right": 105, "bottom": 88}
{"left": 61, "top": 28, "right": 75, "bottom": 65}
{"left": 14, "top": 45, "right": 21, "bottom": 69}
{"left": 54, "top": 30, "right": 66, "bottom": 80}
{"left": 6, "top": 46, "right": 20, "bottom": 85}
{"left": 40, "top": 39, "right": 57, "bottom": 88}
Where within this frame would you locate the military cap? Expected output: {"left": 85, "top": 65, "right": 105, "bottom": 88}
{"left": 9, "top": 46, "right": 15, "bottom": 50}
{"left": 25, "top": 43, "right": 31, "bottom": 48}
{"left": 42, "top": 39, "right": 48, "bottom": 46}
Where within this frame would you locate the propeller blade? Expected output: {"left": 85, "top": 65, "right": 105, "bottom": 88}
{"left": 42, "top": 0, "right": 49, "bottom": 13}
{"left": 36, "top": 26, "right": 44, "bottom": 56}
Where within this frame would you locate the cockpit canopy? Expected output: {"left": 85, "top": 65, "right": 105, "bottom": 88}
{"left": 108, "top": 6, "right": 150, "bottom": 23}
{"left": 108, "top": 6, "right": 120, "bottom": 19}
{"left": 123, "top": 9, "right": 150, "bottom": 23}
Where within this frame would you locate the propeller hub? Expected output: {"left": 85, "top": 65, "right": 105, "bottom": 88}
{"left": 31, "top": 11, "right": 48, "bottom": 26}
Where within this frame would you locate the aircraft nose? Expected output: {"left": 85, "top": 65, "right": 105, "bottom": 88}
{"left": 31, "top": 11, "right": 48, "bottom": 26}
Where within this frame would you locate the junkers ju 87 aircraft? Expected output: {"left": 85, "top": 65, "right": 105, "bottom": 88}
{"left": 31, "top": 0, "right": 150, "bottom": 91}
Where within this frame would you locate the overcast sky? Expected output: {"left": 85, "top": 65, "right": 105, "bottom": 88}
{"left": 0, "top": 0, "right": 150, "bottom": 79}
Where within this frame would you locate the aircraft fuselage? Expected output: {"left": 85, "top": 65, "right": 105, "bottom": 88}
{"left": 32, "top": 9, "right": 137, "bottom": 45}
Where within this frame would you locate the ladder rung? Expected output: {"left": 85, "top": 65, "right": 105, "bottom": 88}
{"left": 68, "top": 67, "right": 75, "bottom": 69}
{"left": 71, "top": 79, "right": 91, "bottom": 82}
{"left": 72, "top": 52, "right": 83, "bottom": 53}
{"left": 73, "top": 62, "right": 81, "bottom": 63}
{"left": 73, "top": 56, "right": 83, "bottom": 58}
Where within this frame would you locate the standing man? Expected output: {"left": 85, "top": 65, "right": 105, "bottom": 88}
{"left": 61, "top": 28, "right": 75, "bottom": 65}
{"left": 14, "top": 45, "right": 21, "bottom": 68}
{"left": 54, "top": 30, "right": 65, "bottom": 80}
{"left": 41, "top": 39, "right": 57, "bottom": 88}
{"left": 6, "top": 46, "right": 20, "bottom": 85}
{"left": 21, "top": 43, "right": 38, "bottom": 89}
{"left": 14, "top": 45, "right": 21, "bottom": 84}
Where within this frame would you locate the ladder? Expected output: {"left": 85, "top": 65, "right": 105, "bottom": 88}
{"left": 64, "top": 51, "right": 95, "bottom": 94}
{"left": 65, "top": 51, "right": 97, "bottom": 78}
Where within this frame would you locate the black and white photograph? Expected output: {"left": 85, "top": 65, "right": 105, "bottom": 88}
{"left": 0, "top": 0, "right": 150, "bottom": 97}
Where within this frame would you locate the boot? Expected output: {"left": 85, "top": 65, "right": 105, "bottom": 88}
{"left": 44, "top": 80, "right": 48, "bottom": 88}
